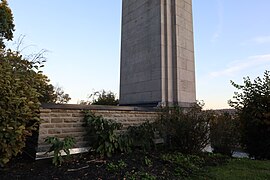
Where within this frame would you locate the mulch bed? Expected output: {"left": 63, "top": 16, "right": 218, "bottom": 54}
{"left": 0, "top": 150, "right": 179, "bottom": 180}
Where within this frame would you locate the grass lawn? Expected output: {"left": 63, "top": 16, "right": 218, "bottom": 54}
{"left": 205, "top": 158, "right": 270, "bottom": 180}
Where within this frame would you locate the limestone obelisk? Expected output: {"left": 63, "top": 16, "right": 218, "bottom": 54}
{"left": 120, "top": 0, "right": 196, "bottom": 107}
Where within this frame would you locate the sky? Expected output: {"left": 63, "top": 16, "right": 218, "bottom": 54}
{"left": 7, "top": 0, "right": 270, "bottom": 109}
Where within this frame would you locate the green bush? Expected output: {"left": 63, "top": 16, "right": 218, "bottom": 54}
{"left": 0, "top": 51, "right": 41, "bottom": 166}
{"left": 155, "top": 105, "right": 213, "bottom": 154}
{"left": 210, "top": 112, "right": 240, "bottom": 156}
{"left": 83, "top": 111, "right": 157, "bottom": 156}
{"left": 45, "top": 136, "right": 76, "bottom": 166}
{"left": 0, "top": 0, "right": 71, "bottom": 166}
{"left": 229, "top": 70, "right": 270, "bottom": 159}
{"left": 125, "top": 121, "right": 155, "bottom": 151}
{"left": 83, "top": 111, "right": 124, "bottom": 157}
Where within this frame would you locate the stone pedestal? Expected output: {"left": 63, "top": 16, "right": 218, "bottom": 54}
{"left": 120, "top": 0, "right": 196, "bottom": 107}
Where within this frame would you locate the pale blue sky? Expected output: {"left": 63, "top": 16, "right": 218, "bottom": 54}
{"left": 8, "top": 0, "right": 270, "bottom": 109}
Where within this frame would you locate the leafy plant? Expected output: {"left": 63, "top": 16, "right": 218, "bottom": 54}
{"left": 106, "top": 159, "right": 127, "bottom": 172}
{"left": 125, "top": 171, "right": 156, "bottom": 180}
{"left": 126, "top": 121, "right": 155, "bottom": 151}
{"left": 155, "top": 105, "right": 213, "bottom": 154}
{"left": 83, "top": 111, "right": 123, "bottom": 157}
{"left": 229, "top": 70, "right": 270, "bottom": 159}
{"left": 0, "top": 0, "right": 15, "bottom": 49}
{"left": 118, "top": 133, "right": 133, "bottom": 153}
{"left": 0, "top": 50, "right": 41, "bottom": 166}
{"left": 144, "top": 156, "right": 153, "bottom": 167}
{"left": 45, "top": 136, "right": 76, "bottom": 166}
{"left": 0, "top": 1, "right": 71, "bottom": 166}
{"left": 210, "top": 112, "right": 241, "bottom": 156}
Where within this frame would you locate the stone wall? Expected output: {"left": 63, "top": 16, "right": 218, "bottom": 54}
{"left": 38, "top": 104, "right": 158, "bottom": 154}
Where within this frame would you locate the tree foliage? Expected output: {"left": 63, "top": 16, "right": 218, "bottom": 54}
{"left": 229, "top": 70, "right": 270, "bottom": 159}
{"left": 0, "top": 0, "right": 15, "bottom": 48}
{"left": 0, "top": 50, "right": 41, "bottom": 166}
{"left": 0, "top": 1, "right": 71, "bottom": 166}
{"left": 210, "top": 112, "right": 240, "bottom": 156}
{"left": 91, "top": 90, "right": 119, "bottom": 105}
{"left": 54, "top": 85, "right": 71, "bottom": 104}
{"left": 80, "top": 90, "right": 119, "bottom": 106}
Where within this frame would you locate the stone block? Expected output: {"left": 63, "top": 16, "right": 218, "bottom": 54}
{"left": 48, "top": 129, "right": 61, "bottom": 135}
{"left": 40, "top": 124, "right": 54, "bottom": 129}
{"left": 51, "top": 118, "right": 63, "bottom": 123}
{"left": 40, "top": 117, "right": 50, "bottom": 123}
{"left": 63, "top": 118, "right": 82, "bottom": 123}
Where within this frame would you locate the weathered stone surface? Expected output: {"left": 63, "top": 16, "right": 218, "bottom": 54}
{"left": 120, "top": 0, "right": 196, "bottom": 106}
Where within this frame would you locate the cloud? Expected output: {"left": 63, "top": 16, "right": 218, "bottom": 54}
{"left": 211, "top": 0, "right": 224, "bottom": 43}
{"left": 209, "top": 54, "right": 270, "bottom": 77}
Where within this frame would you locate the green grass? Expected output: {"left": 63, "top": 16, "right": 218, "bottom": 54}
{"left": 204, "top": 158, "right": 270, "bottom": 180}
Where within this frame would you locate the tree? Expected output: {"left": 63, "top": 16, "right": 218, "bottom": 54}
{"left": 229, "top": 70, "right": 270, "bottom": 159}
{"left": 54, "top": 85, "right": 71, "bottom": 104}
{"left": 80, "top": 90, "right": 119, "bottom": 106}
{"left": 35, "top": 73, "right": 56, "bottom": 103}
{"left": 91, "top": 90, "right": 119, "bottom": 105}
{"left": 0, "top": 0, "right": 15, "bottom": 49}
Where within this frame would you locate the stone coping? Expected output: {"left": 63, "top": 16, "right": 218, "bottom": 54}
{"left": 41, "top": 103, "right": 157, "bottom": 112}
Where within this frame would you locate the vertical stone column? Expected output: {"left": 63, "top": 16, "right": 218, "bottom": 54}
{"left": 174, "top": 0, "right": 196, "bottom": 106}
{"left": 120, "top": 0, "right": 196, "bottom": 107}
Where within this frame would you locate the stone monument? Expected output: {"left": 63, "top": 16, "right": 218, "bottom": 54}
{"left": 120, "top": 0, "right": 196, "bottom": 107}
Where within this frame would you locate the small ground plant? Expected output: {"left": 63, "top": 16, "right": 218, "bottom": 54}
{"left": 106, "top": 159, "right": 127, "bottom": 172}
{"left": 45, "top": 136, "right": 75, "bottom": 166}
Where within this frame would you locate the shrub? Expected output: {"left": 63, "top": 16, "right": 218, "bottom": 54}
{"left": 45, "top": 136, "right": 76, "bottom": 166}
{"left": 125, "top": 121, "right": 155, "bottom": 151}
{"left": 210, "top": 112, "right": 241, "bottom": 156}
{"left": 155, "top": 105, "right": 212, "bottom": 154}
{"left": 83, "top": 111, "right": 124, "bottom": 157}
{"left": 83, "top": 111, "right": 157, "bottom": 156}
{"left": 229, "top": 70, "right": 270, "bottom": 159}
{"left": 0, "top": 51, "right": 41, "bottom": 166}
